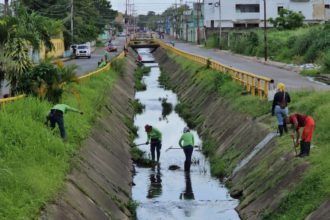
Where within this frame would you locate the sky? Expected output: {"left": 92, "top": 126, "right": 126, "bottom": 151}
{"left": 111, "top": 0, "right": 179, "bottom": 15}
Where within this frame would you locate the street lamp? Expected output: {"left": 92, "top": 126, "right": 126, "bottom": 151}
{"left": 215, "top": 0, "right": 222, "bottom": 49}
{"left": 263, "top": 0, "right": 268, "bottom": 61}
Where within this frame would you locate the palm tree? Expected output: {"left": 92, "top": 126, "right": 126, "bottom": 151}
{"left": 0, "top": 6, "right": 63, "bottom": 94}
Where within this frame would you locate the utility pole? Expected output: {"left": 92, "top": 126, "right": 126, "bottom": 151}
{"left": 71, "top": 0, "right": 74, "bottom": 43}
{"left": 196, "top": 0, "right": 200, "bottom": 44}
{"left": 263, "top": 0, "right": 268, "bottom": 61}
{"left": 218, "top": 0, "right": 222, "bottom": 49}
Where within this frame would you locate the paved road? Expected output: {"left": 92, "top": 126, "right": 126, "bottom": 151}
{"left": 0, "top": 36, "right": 127, "bottom": 97}
{"left": 164, "top": 38, "right": 329, "bottom": 91}
{"left": 65, "top": 36, "right": 126, "bottom": 76}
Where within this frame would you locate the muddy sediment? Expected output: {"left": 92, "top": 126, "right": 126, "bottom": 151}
{"left": 41, "top": 57, "right": 136, "bottom": 220}
{"left": 154, "top": 48, "right": 308, "bottom": 219}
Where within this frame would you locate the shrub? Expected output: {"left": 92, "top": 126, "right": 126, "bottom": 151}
{"left": 16, "top": 60, "right": 78, "bottom": 103}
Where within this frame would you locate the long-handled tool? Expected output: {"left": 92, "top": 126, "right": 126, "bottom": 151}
{"left": 292, "top": 136, "right": 298, "bottom": 156}
{"left": 165, "top": 145, "right": 201, "bottom": 152}
{"left": 133, "top": 143, "right": 147, "bottom": 147}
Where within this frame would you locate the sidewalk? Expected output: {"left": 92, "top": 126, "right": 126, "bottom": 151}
{"left": 163, "top": 37, "right": 329, "bottom": 91}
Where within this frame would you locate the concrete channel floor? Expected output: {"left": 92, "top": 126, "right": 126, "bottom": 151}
{"left": 162, "top": 37, "right": 329, "bottom": 91}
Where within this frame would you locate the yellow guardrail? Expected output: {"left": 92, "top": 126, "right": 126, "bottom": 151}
{"left": 156, "top": 39, "right": 271, "bottom": 99}
{"left": 0, "top": 51, "right": 125, "bottom": 107}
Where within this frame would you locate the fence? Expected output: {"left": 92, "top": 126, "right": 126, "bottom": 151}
{"left": 0, "top": 52, "right": 125, "bottom": 107}
{"left": 156, "top": 39, "right": 271, "bottom": 99}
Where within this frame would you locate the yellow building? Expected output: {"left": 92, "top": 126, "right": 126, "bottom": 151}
{"left": 39, "top": 38, "right": 65, "bottom": 60}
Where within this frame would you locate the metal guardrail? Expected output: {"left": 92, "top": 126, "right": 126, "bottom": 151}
{"left": 156, "top": 39, "right": 271, "bottom": 99}
{"left": 0, "top": 51, "right": 125, "bottom": 107}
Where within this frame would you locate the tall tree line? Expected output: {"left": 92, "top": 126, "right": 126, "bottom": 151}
{"left": 18, "top": 0, "right": 117, "bottom": 46}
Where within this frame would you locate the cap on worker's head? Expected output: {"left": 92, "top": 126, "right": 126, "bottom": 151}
{"left": 183, "top": 127, "right": 190, "bottom": 133}
{"left": 277, "top": 83, "right": 285, "bottom": 92}
{"left": 145, "top": 124, "right": 152, "bottom": 132}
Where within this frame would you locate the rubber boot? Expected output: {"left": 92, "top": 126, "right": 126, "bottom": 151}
{"left": 298, "top": 141, "right": 308, "bottom": 157}
{"left": 305, "top": 142, "right": 311, "bottom": 156}
{"left": 283, "top": 122, "right": 288, "bottom": 133}
{"left": 278, "top": 125, "right": 284, "bottom": 136}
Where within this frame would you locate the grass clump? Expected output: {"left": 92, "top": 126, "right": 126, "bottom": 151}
{"left": 160, "top": 98, "right": 173, "bottom": 118}
{"left": 134, "top": 66, "right": 151, "bottom": 91}
{"left": 130, "top": 147, "right": 158, "bottom": 167}
{"left": 130, "top": 99, "right": 145, "bottom": 114}
{"left": 175, "top": 102, "right": 197, "bottom": 128}
{"left": 300, "top": 68, "right": 321, "bottom": 76}
{"left": 158, "top": 70, "right": 172, "bottom": 89}
{"left": 0, "top": 66, "right": 119, "bottom": 219}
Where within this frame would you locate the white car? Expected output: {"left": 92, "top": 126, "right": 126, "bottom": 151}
{"left": 75, "top": 44, "right": 91, "bottom": 58}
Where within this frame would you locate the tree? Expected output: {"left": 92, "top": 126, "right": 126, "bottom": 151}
{"left": 0, "top": 6, "right": 62, "bottom": 94}
{"left": 19, "top": 0, "right": 118, "bottom": 46}
{"left": 269, "top": 8, "right": 305, "bottom": 30}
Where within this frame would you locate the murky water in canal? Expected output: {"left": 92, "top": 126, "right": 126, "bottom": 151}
{"left": 132, "top": 49, "right": 240, "bottom": 220}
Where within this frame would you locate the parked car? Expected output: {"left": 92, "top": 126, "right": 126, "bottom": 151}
{"left": 105, "top": 43, "right": 118, "bottom": 52}
{"left": 75, "top": 44, "right": 91, "bottom": 58}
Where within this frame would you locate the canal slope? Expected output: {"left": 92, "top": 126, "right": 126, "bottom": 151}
{"left": 154, "top": 48, "right": 310, "bottom": 219}
{"left": 41, "top": 57, "right": 136, "bottom": 220}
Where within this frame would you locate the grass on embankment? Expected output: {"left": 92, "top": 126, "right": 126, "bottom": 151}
{"left": 0, "top": 60, "right": 123, "bottom": 219}
{"left": 167, "top": 52, "right": 330, "bottom": 219}
{"left": 134, "top": 66, "right": 151, "bottom": 91}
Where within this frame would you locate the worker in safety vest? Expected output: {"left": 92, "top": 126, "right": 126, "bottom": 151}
{"left": 46, "top": 104, "right": 83, "bottom": 140}
{"left": 179, "top": 127, "right": 195, "bottom": 172}
{"left": 145, "top": 124, "right": 162, "bottom": 162}
{"left": 285, "top": 113, "right": 315, "bottom": 157}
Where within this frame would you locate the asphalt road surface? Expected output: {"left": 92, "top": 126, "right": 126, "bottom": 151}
{"left": 164, "top": 38, "right": 329, "bottom": 91}
{"left": 65, "top": 36, "right": 126, "bottom": 76}
{"left": 0, "top": 36, "right": 127, "bottom": 97}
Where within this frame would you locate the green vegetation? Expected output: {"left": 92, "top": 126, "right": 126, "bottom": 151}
{"left": 160, "top": 98, "right": 173, "bottom": 118}
{"left": 158, "top": 70, "right": 171, "bottom": 89}
{"left": 300, "top": 69, "right": 321, "bottom": 77}
{"left": 0, "top": 7, "right": 62, "bottom": 94}
{"left": 130, "top": 147, "right": 158, "bottom": 167}
{"left": 134, "top": 66, "right": 151, "bottom": 91}
{"left": 170, "top": 52, "right": 269, "bottom": 117}
{"left": 131, "top": 99, "right": 145, "bottom": 114}
{"left": 0, "top": 66, "right": 119, "bottom": 219}
{"left": 16, "top": 60, "right": 78, "bottom": 103}
{"left": 269, "top": 9, "right": 305, "bottom": 30}
{"left": 207, "top": 21, "right": 330, "bottom": 74}
{"left": 167, "top": 51, "right": 330, "bottom": 219}
{"left": 19, "top": 0, "right": 117, "bottom": 46}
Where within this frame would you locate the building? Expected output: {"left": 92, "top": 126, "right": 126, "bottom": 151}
{"left": 204, "top": 0, "right": 330, "bottom": 29}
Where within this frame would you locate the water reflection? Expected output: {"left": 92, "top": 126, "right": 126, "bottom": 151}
{"left": 180, "top": 173, "right": 194, "bottom": 201}
{"left": 147, "top": 165, "right": 162, "bottom": 199}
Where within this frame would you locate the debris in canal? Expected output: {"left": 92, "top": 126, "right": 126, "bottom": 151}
{"left": 168, "top": 165, "right": 181, "bottom": 170}
{"left": 130, "top": 147, "right": 158, "bottom": 167}
{"left": 160, "top": 97, "right": 173, "bottom": 119}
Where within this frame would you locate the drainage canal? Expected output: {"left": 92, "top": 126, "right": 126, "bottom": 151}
{"left": 132, "top": 48, "right": 240, "bottom": 220}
